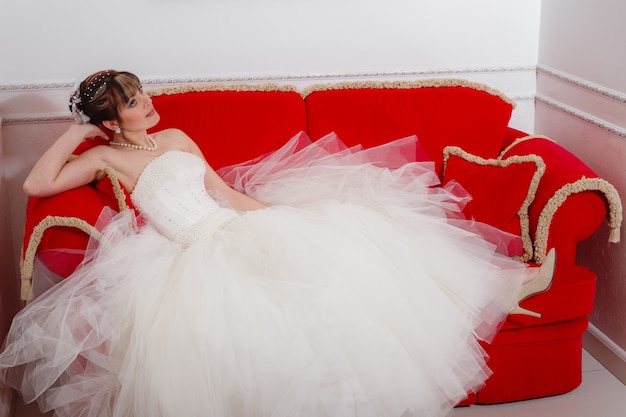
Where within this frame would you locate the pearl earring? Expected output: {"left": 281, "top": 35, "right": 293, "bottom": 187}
{"left": 115, "top": 127, "right": 121, "bottom": 134}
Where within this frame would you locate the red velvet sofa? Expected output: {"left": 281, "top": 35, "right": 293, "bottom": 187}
{"left": 19, "top": 79, "right": 622, "bottom": 405}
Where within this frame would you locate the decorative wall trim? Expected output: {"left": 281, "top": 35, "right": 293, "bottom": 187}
{"left": 0, "top": 65, "right": 536, "bottom": 92}
{"left": 584, "top": 324, "right": 626, "bottom": 385}
{"left": 142, "top": 66, "right": 536, "bottom": 86}
{"left": 0, "top": 82, "right": 74, "bottom": 91}
{"left": 537, "top": 65, "right": 626, "bottom": 103}
{"left": 3, "top": 114, "right": 73, "bottom": 124}
{"left": 515, "top": 94, "right": 535, "bottom": 102}
{"left": 1, "top": 66, "right": 536, "bottom": 125}
{"left": 535, "top": 94, "right": 626, "bottom": 138}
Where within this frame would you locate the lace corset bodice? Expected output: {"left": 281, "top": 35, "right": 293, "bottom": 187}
{"left": 131, "top": 151, "right": 238, "bottom": 244}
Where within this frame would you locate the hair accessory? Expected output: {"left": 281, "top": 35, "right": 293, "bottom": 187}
{"left": 69, "top": 83, "right": 90, "bottom": 124}
{"left": 84, "top": 70, "right": 112, "bottom": 101}
{"left": 68, "top": 70, "right": 113, "bottom": 125}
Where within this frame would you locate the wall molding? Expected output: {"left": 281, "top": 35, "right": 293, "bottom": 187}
{"left": 537, "top": 65, "right": 626, "bottom": 103}
{"left": 537, "top": 64, "right": 626, "bottom": 138}
{"left": 535, "top": 94, "right": 626, "bottom": 138}
{"left": 142, "top": 65, "right": 536, "bottom": 87}
{"left": 1, "top": 66, "right": 535, "bottom": 125}
{"left": 0, "top": 65, "right": 536, "bottom": 92}
{"left": 3, "top": 114, "right": 73, "bottom": 124}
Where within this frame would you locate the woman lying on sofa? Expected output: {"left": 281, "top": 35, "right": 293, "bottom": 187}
{"left": 0, "top": 69, "right": 555, "bottom": 417}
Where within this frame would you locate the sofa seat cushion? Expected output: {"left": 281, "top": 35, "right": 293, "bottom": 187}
{"left": 304, "top": 79, "right": 515, "bottom": 175}
{"left": 479, "top": 315, "right": 589, "bottom": 403}
{"left": 503, "top": 264, "right": 597, "bottom": 329}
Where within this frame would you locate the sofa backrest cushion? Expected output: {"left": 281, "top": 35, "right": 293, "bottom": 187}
{"left": 304, "top": 79, "right": 515, "bottom": 175}
{"left": 148, "top": 84, "right": 307, "bottom": 170}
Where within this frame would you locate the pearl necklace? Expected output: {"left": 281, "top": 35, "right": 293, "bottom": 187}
{"left": 110, "top": 136, "right": 158, "bottom": 151}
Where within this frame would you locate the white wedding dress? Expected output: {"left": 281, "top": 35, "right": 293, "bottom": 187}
{"left": 1, "top": 133, "right": 527, "bottom": 417}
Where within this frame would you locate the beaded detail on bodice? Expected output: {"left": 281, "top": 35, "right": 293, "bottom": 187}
{"left": 131, "top": 151, "right": 238, "bottom": 244}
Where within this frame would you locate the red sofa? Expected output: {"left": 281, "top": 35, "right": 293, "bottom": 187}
{"left": 20, "top": 79, "right": 622, "bottom": 405}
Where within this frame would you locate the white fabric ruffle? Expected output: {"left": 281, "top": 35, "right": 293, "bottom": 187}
{"left": 1, "top": 132, "right": 526, "bottom": 417}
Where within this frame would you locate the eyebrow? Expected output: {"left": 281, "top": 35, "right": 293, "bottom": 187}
{"left": 126, "top": 92, "right": 139, "bottom": 106}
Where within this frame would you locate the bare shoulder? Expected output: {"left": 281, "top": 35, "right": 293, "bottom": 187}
{"left": 153, "top": 128, "right": 198, "bottom": 152}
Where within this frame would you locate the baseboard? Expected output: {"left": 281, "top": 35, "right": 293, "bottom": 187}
{"left": 583, "top": 324, "right": 626, "bottom": 385}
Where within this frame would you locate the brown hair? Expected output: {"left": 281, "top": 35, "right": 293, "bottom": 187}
{"left": 71, "top": 70, "right": 142, "bottom": 126}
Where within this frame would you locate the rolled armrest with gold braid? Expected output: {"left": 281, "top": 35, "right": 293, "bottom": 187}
{"left": 499, "top": 135, "right": 622, "bottom": 266}
{"left": 20, "top": 216, "right": 103, "bottom": 300}
{"left": 20, "top": 166, "right": 131, "bottom": 300}
{"left": 533, "top": 177, "right": 622, "bottom": 264}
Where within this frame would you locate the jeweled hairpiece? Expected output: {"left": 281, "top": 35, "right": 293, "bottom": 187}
{"left": 84, "top": 70, "right": 112, "bottom": 101}
{"left": 68, "top": 70, "right": 113, "bottom": 124}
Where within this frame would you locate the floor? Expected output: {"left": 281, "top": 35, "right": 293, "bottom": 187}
{"left": 11, "top": 350, "right": 626, "bottom": 417}
{"left": 452, "top": 349, "right": 626, "bottom": 417}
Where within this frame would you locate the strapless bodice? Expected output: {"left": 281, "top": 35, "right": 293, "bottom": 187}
{"left": 131, "top": 151, "right": 237, "bottom": 244}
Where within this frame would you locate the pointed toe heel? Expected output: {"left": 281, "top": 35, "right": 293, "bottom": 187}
{"left": 510, "top": 248, "right": 556, "bottom": 318}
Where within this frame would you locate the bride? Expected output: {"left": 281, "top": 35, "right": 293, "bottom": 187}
{"left": 0, "top": 70, "right": 554, "bottom": 417}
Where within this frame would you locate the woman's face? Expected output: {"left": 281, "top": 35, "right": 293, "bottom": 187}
{"left": 116, "top": 87, "right": 160, "bottom": 133}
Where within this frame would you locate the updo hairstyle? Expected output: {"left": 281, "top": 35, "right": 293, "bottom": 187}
{"left": 69, "top": 70, "right": 142, "bottom": 126}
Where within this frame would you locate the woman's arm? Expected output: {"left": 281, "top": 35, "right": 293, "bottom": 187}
{"left": 204, "top": 164, "right": 268, "bottom": 211}
{"left": 23, "top": 124, "right": 108, "bottom": 197}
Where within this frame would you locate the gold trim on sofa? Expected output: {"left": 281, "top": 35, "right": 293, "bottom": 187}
{"left": 301, "top": 78, "right": 517, "bottom": 108}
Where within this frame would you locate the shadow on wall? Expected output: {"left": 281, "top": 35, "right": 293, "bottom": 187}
{"left": 0, "top": 92, "right": 67, "bottom": 344}
{"left": 0, "top": 160, "right": 20, "bottom": 345}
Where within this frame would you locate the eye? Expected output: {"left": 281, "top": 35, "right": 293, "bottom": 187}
{"left": 129, "top": 98, "right": 138, "bottom": 107}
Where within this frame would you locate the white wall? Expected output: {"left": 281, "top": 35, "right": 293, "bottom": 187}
{"left": 538, "top": 0, "right": 626, "bottom": 93}
{"left": 1, "top": 0, "right": 541, "bottom": 125}
{"left": 1, "top": 0, "right": 539, "bottom": 83}
{"left": 536, "top": 0, "right": 626, "bottom": 379}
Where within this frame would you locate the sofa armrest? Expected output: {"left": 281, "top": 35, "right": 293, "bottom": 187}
{"left": 20, "top": 169, "right": 131, "bottom": 300}
{"left": 500, "top": 136, "right": 622, "bottom": 267}
{"left": 533, "top": 179, "right": 620, "bottom": 266}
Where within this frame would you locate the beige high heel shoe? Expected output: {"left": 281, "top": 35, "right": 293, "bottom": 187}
{"left": 509, "top": 248, "right": 556, "bottom": 318}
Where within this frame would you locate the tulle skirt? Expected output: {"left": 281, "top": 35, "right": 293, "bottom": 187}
{"left": 1, "top": 133, "right": 527, "bottom": 417}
